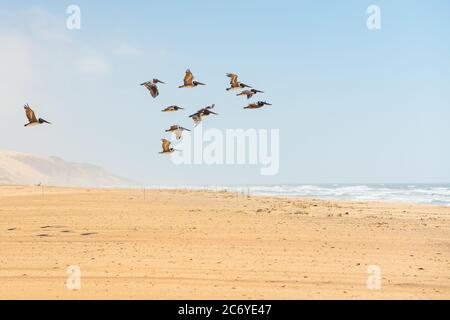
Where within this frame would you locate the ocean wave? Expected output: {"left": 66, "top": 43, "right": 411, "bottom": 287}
{"left": 225, "top": 184, "right": 450, "bottom": 206}
{"left": 143, "top": 184, "right": 450, "bottom": 206}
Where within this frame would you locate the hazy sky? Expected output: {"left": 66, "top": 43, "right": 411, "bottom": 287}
{"left": 0, "top": 0, "right": 449, "bottom": 185}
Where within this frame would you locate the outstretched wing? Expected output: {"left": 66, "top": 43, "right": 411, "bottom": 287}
{"left": 227, "top": 73, "right": 238, "bottom": 86}
{"left": 142, "top": 82, "right": 159, "bottom": 98}
{"left": 184, "top": 69, "right": 194, "bottom": 86}
{"left": 204, "top": 104, "right": 217, "bottom": 115}
{"left": 189, "top": 110, "right": 200, "bottom": 118}
{"left": 24, "top": 105, "right": 37, "bottom": 122}
{"left": 162, "top": 139, "right": 171, "bottom": 152}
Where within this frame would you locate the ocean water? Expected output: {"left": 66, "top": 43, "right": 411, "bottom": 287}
{"left": 221, "top": 184, "right": 450, "bottom": 206}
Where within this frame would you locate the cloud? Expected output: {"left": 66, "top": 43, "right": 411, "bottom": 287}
{"left": 77, "top": 50, "right": 112, "bottom": 76}
{"left": 114, "top": 43, "right": 142, "bottom": 58}
{"left": 27, "top": 6, "right": 72, "bottom": 43}
{"left": 0, "top": 31, "right": 33, "bottom": 116}
{"left": 0, "top": 6, "right": 113, "bottom": 119}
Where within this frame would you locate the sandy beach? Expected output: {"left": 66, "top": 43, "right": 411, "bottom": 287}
{"left": 0, "top": 185, "right": 449, "bottom": 299}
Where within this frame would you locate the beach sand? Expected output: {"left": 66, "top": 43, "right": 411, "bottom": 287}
{"left": 0, "top": 185, "right": 449, "bottom": 299}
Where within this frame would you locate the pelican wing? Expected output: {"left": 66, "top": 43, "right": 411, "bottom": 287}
{"left": 147, "top": 83, "right": 159, "bottom": 98}
{"left": 184, "top": 69, "right": 194, "bottom": 86}
{"left": 24, "top": 105, "right": 37, "bottom": 122}
{"left": 227, "top": 73, "right": 238, "bottom": 86}
{"left": 142, "top": 82, "right": 159, "bottom": 98}
{"left": 189, "top": 110, "right": 200, "bottom": 118}
{"left": 162, "top": 139, "right": 171, "bottom": 152}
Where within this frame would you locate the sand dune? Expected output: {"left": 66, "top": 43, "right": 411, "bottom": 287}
{"left": 0, "top": 185, "right": 449, "bottom": 299}
{"left": 0, "top": 150, "right": 135, "bottom": 187}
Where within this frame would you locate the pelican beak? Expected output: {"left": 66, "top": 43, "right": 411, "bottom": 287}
{"left": 265, "top": 102, "right": 272, "bottom": 106}
{"left": 196, "top": 82, "right": 206, "bottom": 86}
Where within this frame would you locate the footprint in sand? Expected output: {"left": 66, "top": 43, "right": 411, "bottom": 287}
{"left": 80, "top": 232, "right": 97, "bottom": 236}
{"left": 36, "top": 234, "right": 50, "bottom": 237}
{"left": 40, "top": 226, "right": 66, "bottom": 229}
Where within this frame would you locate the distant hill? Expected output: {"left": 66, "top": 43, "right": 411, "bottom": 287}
{"left": 0, "top": 149, "right": 136, "bottom": 187}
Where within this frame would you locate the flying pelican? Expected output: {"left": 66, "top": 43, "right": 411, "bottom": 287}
{"left": 226, "top": 73, "right": 251, "bottom": 91}
{"left": 189, "top": 104, "right": 218, "bottom": 126}
{"left": 162, "top": 105, "right": 184, "bottom": 112}
{"left": 140, "top": 78, "right": 165, "bottom": 98}
{"left": 179, "top": 69, "right": 206, "bottom": 88}
{"left": 159, "top": 138, "right": 178, "bottom": 154}
{"left": 237, "top": 89, "right": 264, "bottom": 99}
{"left": 23, "top": 104, "right": 51, "bottom": 127}
{"left": 165, "top": 125, "right": 191, "bottom": 140}
{"left": 244, "top": 101, "right": 272, "bottom": 109}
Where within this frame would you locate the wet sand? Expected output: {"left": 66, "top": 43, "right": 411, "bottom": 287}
{"left": 0, "top": 185, "right": 449, "bottom": 299}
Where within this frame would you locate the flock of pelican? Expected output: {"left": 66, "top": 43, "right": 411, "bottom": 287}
{"left": 22, "top": 69, "right": 271, "bottom": 155}
{"left": 140, "top": 69, "right": 272, "bottom": 154}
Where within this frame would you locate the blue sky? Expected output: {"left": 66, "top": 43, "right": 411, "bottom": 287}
{"left": 0, "top": 0, "right": 449, "bottom": 185}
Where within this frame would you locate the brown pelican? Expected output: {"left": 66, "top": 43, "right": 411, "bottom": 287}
{"left": 237, "top": 89, "right": 264, "bottom": 99}
{"left": 165, "top": 125, "right": 191, "bottom": 140}
{"left": 189, "top": 104, "right": 218, "bottom": 126}
{"left": 226, "top": 73, "right": 251, "bottom": 91}
{"left": 159, "top": 138, "right": 178, "bottom": 154}
{"left": 179, "top": 69, "right": 206, "bottom": 88}
{"left": 140, "top": 78, "right": 165, "bottom": 98}
{"left": 244, "top": 101, "right": 272, "bottom": 109}
{"left": 23, "top": 104, "right": 51, "bottom": 127}
{"left": 162, "top": 105, "right": 184, "bottom": 112}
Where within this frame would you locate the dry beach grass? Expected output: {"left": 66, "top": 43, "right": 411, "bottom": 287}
{"left": 0, "top": 185, "right": 449, "bottom": 299}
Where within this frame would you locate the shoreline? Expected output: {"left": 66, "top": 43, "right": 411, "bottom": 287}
{"left": 1, "top": 185, "right": 449, "bottom": 299}
{"left": 1, "top": 184, "right": 449, "bottom": 208}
